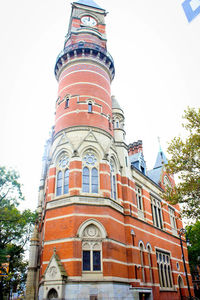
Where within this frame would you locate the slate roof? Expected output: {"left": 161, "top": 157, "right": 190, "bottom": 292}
{"left": 147, "top": 149, "right": 168, "bottom": 184}
{"left": 129, "top": 152, "right": 140, "bottom": 163}
{"left": 147, "top": 168, "right": 162, "bottom": 185}
{"left": 74, "top": 0, "right": 103, "bottom": 10}
{"left": 129, "top": 152, "right": 146, "bottom": 175}
{"left": 154, "top": 149, "right": 168, "bottom": 169}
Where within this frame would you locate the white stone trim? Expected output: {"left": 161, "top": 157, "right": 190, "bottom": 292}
{"left": 45, "top": 211, "right": 186, "bottom": 249}
{"left": 60, "top": 69, "right": 110, "bottom": 86}
{"left": 55, "top": 109, "right": 110, "bottom": 124}
{"left": 59, "top": 81, "right": 110, "bottom": 97}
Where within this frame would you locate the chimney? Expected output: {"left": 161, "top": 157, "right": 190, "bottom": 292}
{"left": 128, "top": 140, "right": 143, "bottom": 156}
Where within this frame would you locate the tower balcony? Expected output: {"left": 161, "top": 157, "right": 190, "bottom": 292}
{"left": 54, "top": 42, "right": 115, "bottom": 81}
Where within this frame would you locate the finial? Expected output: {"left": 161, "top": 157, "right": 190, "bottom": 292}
{"left": 53, "top": 247, "right": 57, "bottom": 254}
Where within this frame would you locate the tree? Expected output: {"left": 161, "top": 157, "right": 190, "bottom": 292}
{"left": 186, "top": 221, "right": 200, "bottom": 298}
{"left": 165, "top": 107, "right": 200, "bottom": 221}
{"left": 0, "top": 166, "right": 37, "bottom": 298}
{"left": 186, "top": 221, "right": 200, "bottom": 272}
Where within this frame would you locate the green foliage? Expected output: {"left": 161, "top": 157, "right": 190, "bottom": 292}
{"left": 166, "top": 107, "right": 200, "bottom": 221}
{"left": 0, "top": 166, "right": 37, "bottom": 298}
{"left": 186, "top": 221, "right": 200, "bottom": 273}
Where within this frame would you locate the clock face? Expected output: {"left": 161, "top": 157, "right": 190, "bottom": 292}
{"left": 81, "top": 16, "right": 97, "bottom": 27}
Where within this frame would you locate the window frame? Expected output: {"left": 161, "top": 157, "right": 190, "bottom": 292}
{"left": 136, "top": 186, "right": 144, "bottom": 219}
{"left": 55, "top": 155, "right": 70, "bottom": 197}
{"left": 151, "top": 196, "right": 163, "bottom": 229}
{"left": 82, "top": 152, "right": 99, "bottom": 194}
{"left": 168, "top": 206, "right": 177, "bottom": 235}
{"left": 88, "top": 101, "right": 93, "bottom": 113}
{"left": 147, "top": 244, "right": 153, "bottom": 283}
{"left": 156, "top": 249, "right": 174, "bottom": 290}
{"left": 139, "top": 242, "right": 145, "bottom": 282}
{"left": 110, "top": 159, "right": 117, "bottom": 200}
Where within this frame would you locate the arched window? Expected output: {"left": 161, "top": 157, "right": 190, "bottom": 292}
{"left": 65, "top": 97, "right": 69, "bottom": 108}
{"left": 78, "top": 220, "right": 107, "bottom": 276}
{"left": 156, "top": 250, "right": 173, "bottom": 289}
{"left": 82, "top": 152, "right": 98, "bottom": 194}
{"left": 110, "top": 159, "right": 117, "bottom": 200}
{"left": 147, "top": 244, "right": 153, "bottom": 283}
{"left": 64, "top": 169, "right": 69, "bottom": 194}
{"left": 56, "top": 154, "right": 70, "bottom": 196}
{"left": 88, "top": 102, "right": 92, "bottom": 113}
{"left": 92, "top": 168, "right": 98, "bottom": 193}
{"left": 178, "top": 276, "right": 184, "bottom": 299}
{"left": 139, "top": 242, "right": 145, "bottom": 282}
{"left": 56, "top": 171, "right": 62, "bottom": 196}
{"left": 83, "top": 167, "right": 90, "bottom": 193}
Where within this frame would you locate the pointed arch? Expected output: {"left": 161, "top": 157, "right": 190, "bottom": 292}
{"left": 47, "top": 288, "right": 58, "bottom": 299}
{"left": 82, "top": 149, "right": 99, "bottom": 194}
{"left": 139, "top": 241, "right": 145, "bottom": 282}
{"left": 55, "top": 151, "right": 70, "bottom": 196}
{"left": 110, "top": 157, "right": 117, "bottom": 200}
{"left": 77, "top": 219, "right": 107, "bottom": 239}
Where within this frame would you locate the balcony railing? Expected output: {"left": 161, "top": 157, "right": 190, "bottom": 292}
{"left": 54, "top": 42, "right": 115, "bottom": 79}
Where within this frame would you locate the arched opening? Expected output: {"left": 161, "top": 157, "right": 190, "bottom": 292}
{"left": 82, "top": 152, "right": 99, "bottom": 194}
{"left": 110, "top": 159, "right": 117, "bottom": 200}
{"left": 178, "top": 276, "right": 184, "bottom": 300}
{"left": 139, "top": 242, "right": 145, "bottom": 282}
{"left": 47, "top": 288, "right": 58, "bottom": 299}
{"left": 88, "top": 102, "right": 92, "bottom": 113}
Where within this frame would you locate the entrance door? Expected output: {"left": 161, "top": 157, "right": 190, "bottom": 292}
{"left": 139, "top": 292, "right": 151, "bottom": 300}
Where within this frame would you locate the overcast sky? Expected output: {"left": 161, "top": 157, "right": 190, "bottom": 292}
{"left": 0, "top": 0, "right": 199, "bottom": 211}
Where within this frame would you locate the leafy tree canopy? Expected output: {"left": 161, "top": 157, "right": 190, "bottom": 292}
{"left": 186, "top": 221, "right": 200, "bottom": 273}
{"left": 165, "top": 107, "right": 200, "bottom": 221}
{"left": 0, "top": 166, "right": 37, "bottom": 298}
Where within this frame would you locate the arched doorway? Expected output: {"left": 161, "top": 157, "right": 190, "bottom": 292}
{"left": 178, "top": 276, "right": 184, "bottom": 300}
{"left": 47, "top": 288, "right": 58, "bottom": 299}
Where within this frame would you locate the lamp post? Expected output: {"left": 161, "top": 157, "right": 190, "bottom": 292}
{"left": 179, "top": 228, "right": 192, "bottom": 300}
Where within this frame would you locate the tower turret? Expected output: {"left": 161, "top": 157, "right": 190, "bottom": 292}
{"left": 112, "top": 95, "right": 125, "bottom": 142}
{"left": 54, "top": 0, "right": 115, "bottom": 136}
{"left": 26, "top": 1, "right": 192, "bottom": 299}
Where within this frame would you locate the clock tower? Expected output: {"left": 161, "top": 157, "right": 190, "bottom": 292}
{"left": 26, "top": 0, "right": 194, "bottom": 299}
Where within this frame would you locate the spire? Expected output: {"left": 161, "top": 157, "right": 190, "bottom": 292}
{"left": 154, "top": 142, "right": 168, "bottom": 169}
{"left": 74, "top": 0, "right": 104, "bottom": 10}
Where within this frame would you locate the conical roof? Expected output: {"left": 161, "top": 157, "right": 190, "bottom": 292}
{"left": 147, "top": 148, "right": 168, "bottom": 185}
{"left": 154, "top": 149, "right": 168, "bottom": 169}
{"left": 112, "top": 95, "right": 123, "bottom": 112}
{"left": 74, "top": 0, "right": 103, "bottom": 10}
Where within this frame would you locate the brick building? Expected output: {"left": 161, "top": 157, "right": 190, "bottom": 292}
{"left": 26, "top": 0, "right": 194, "bottom": 299}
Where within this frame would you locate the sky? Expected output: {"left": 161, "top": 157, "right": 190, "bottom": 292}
{"left": 0, "top": 0, "right": 199, "bottom": 211}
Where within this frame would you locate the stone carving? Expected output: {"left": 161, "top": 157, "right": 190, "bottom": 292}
{"left": 84, "top": 225, "right": 99, "bottom": 238}
{"left": 48, "top": 266, "right": 58, "bottom": 278}
{"left": 83, "top": 153, "right": 97, "bottom": 166}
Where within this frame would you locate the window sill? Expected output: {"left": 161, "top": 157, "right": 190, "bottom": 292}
{"left": 159, "top": 287, "right": 177, "bottom": 292}
{"left": 54, "top": 193, "right": 69, "bottom": 200}
{"left": 82, "top": 271, "right": 102, "bottom": 274}
{"left": 82, "top": 271, "right": 103, "bottom": 281}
